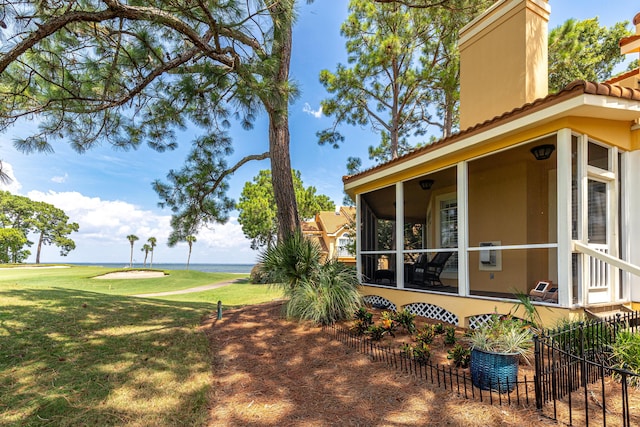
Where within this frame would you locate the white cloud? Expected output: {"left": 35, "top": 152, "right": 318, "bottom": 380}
{"left": 23, "top": 190, "right": 258, "bottom": 264}
{"left": 51, "top": 173, "right": 68, "bottom": 184}
{"left": 0, "top": 161, "right": 22, "bottom": 193}
{"left": 303, "top": 102, "right": 323, "bottom": 119}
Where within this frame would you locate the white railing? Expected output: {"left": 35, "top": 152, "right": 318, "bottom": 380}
{"left": 573, "top": 241, "right": 640, "bottom": 280}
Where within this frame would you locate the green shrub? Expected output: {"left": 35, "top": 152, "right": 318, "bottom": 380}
{"left": 285, "top": 260, "right": 362, "bottom": 325}
{"left": 368, "top": 325, "right": 387, "bottom": 341}
{"left": 444, "top": 325, "right": 457, "bottom": 345}
{"left": 434, "top": 323, "right": 445, "bottom": 335}
{"left": 352, "top": 307, "right": 374, "bottom": 336}
{"left": 259, "top": 231, "right": 362, "bottom": 325}
{"left": 611, "top": 329, "right": 640, "bottom": 388}
{"left": 392, "top": 309, "right": 416, "bottom": 334}
{"left": 249, "top": 263, "right": 269, "bottom": 284}
{"left": 380, "top": 311, "right": 398, "bottom": 337}
{"left": 401, "top": 342, "right": 431, "bottom": 365}
{"left": 447, "top": 343, "right": 471, "bottom": 368}
{"left": 258, "top": 231, "right": 321, "bottom": 296}
{"left": 415, "top": 324, "right": 435, "bottom": 345}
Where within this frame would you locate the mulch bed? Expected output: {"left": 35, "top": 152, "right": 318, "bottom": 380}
{"left": 201, "top": 301, "right": 556, "bottom": 426}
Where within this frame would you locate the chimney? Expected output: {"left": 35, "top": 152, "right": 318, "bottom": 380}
{"left": 459, "top": 0, "right": 550, "bottom": 130}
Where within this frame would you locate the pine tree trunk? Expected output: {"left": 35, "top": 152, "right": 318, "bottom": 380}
{"left": 269, "top": 114, "right": 299, "bottom": 242}
{"left": 267, "top": 1, "right": 300, "bottom": 243}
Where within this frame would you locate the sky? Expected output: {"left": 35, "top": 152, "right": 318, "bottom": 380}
{"left": 0, "top": 0, "right": 638, "bottom": 266}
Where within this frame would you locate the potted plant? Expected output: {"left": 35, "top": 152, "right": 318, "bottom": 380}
{"left": 467, "top": 314, "right": 533, "bottom": 393}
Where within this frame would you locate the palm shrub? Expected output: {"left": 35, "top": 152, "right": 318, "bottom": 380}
{"left": 259, "top": 232, "right": 362, "bottom": 325}
{"left": 285, "top": 260, "right": 362, "bottom": 325}
{"left": 258, "top": 231, "right": 322, "bottom": 296}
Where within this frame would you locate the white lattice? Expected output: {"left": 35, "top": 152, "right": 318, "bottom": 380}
{"left": 469, "top": 313, "right": 526, "bottom": 329}
{"left": 404, "top": 302, "right": 459, "bottom": 325}
{"left": 363, "top": 295, "right": 397, "bottom": 311}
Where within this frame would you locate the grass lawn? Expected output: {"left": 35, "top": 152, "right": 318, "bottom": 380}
{"left": 0, "top": 266, "right": 282, "bottom": 426}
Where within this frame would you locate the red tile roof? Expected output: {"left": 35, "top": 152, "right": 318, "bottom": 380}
{"left": 620, "top": 34, "right": 640, "bottom": 47}
{"left": 606, "top": 68, "right": 639, "bottom": 85}
{"left": 635, "top": 12, "right": 640, "bottom": 26}
{"left": 343, "top": 80, "right": 640, "bottom": 184}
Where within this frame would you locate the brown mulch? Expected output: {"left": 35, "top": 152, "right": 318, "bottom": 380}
{"left": 201, "top": 301, "right": 557, "bottom": 427}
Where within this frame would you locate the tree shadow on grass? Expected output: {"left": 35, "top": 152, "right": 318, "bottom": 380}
{"left": 0, "top": 287, "right": 215, "bottom": 426}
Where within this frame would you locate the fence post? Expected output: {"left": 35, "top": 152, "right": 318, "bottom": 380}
{"left": 534, "top": 334, "right": 543, "bottom": 410}
{"left": 579, "top": 321, "right": 590, "bottom": 426}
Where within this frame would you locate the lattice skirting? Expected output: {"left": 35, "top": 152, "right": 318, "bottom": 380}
{"left": 404, "top": 302, "right": 459, "bottom": 326}
{"left": 362, "top": 295, "right": 397, "bottom": 311}
{"left": 469, "top": 313, "right": 525, "bottom": 329}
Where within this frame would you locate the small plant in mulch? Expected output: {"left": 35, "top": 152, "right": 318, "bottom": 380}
{"left": 392, "top": 309, "right": 416, "bottom": 334}
{"left": 380, "top": 311, "right": 398, "bottom": 337}
{"left": 368, "top": 325, "right": 387, "bottom": 341}
{"left": 444, "top": 326, "right": 457, "bottom": 346}
{"left": 351, "top": 307, "right": 374, "bottom": 336}
{"left": 433, "top": 322, "right": 445, "bottom": 335}
{"left": 447, "top": 343, "right": 471, "bottom": 368}
{"left": 401, "top": 342, "right": 432, "bottom": 365}
{"left": 414, "top": 324, "right": 435, "bottom": 345}
{"left": 611, "top": 329, "right": 640, "bottom": 388}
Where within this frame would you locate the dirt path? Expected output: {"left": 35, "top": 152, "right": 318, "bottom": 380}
{"left": 133, "top": 278, "right": 242, "bottom": 297}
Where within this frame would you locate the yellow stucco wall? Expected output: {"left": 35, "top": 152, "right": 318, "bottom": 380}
{"left": 360, "top": 285, "right": 579, "bottom": 328}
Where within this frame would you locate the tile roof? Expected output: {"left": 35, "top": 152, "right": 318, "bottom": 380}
{"left": 635, "top": 12, "right": 640, "bottom": 26}
{"left": 620, "top": 34, "right": 640, "bottom": 47}
{"left": 343, "top": 80, "right": 640, "bottom": 184}
{"left": 316, "top": 207, "right": 355, "bottom": 234}
{"left": 605, "top": 68, "right": 639, "bottom": 85}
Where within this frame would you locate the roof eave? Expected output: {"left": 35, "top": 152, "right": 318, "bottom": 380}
{"left": 344, "top": 90, "right": 640, "bottom": 191}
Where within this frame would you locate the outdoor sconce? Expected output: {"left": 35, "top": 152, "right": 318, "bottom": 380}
{"left": 531, "top": 144, "right": 555, "bottom": 160}
{"left": 419, "top": 179, "right": 434, "bottom": 190}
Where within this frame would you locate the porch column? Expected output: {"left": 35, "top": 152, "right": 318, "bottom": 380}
{"left": 557, "top": 128, "right": 572, "bottom": 307}
{"left": 395, "top": 182, "right": 405, "bottom": 288}
{"left": 627, "top": 150, "right": 640, "bottom": 302}
{"left": 457, "top": 161, "right": 469, "bottom": 297}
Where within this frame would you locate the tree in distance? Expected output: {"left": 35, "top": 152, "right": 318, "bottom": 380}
{"left": 237, "top": 170, "right": 335, "bottom": 250}
{"left": 147, "top": 237, "right": 157, "bottom": 268}
{"left": 322, "top": 1, "right": 633, "bottom": 174}
{"left": 0, "top": 191, "right": 79, "bottom": 263}
{"left": 141, "top": 244, "right": 152, "bottom": 268}
{"left": 548, "top": 17, "right": 633, "bottom": 92}
{"left": 126, "top": 235, "right": 139, "bottom": 268}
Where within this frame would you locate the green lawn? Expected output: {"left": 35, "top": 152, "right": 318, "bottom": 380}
{"left": 0, "top": 266, "right": 282, "bottom": 426}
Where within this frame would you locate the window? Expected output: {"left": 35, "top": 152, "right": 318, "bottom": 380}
{"left": 337, "top": 235, "right": 353, "bottom": 257}
{"left": 437, "top": 194, "right": 458, "bottom": 272}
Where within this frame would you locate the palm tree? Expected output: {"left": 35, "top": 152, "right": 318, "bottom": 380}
{"left": 141, "top": 244, "right": 151, "bottom": 267}
{"left": 147, "top": 237, "right": 157, "bottom": 268}
{"left": 126, "top": 234, "right": 139, "bottom": 268}
{"left": 185, "top": 235, "right": 197, "bottom": 270}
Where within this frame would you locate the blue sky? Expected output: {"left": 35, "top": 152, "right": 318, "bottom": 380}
{"left": 1, "top": 0, "right": 638, "bottom": 265}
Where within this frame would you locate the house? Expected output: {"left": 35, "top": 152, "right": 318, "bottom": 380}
{"left": 343, "top": 0, "right": 640, "bottom": 327}
{"left": 301, "top": 207, "right": 356, "bottom": 265}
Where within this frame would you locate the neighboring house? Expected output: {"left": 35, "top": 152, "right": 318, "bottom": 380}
{"left": 343, "top": 0, "right": 640, "bottom": 327}
{"left": 302, "top": 207, "right": 356, "bottom": 266}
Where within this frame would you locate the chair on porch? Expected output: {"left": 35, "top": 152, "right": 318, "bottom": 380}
{"left": 412, "top": 251, "right": 453, "bottom": 287}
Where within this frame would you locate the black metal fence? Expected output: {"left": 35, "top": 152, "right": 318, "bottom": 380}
{"left": 324, "top": 310, "right": 640, "bottom": 426}
{"left": 322, "top": 324, "right": 536, "bottom": 407}
{"left": 534, "top": 311, "right": 640, "bottom": 426}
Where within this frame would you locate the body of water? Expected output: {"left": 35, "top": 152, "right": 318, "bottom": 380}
{"left": 70, "top": 263, "right": 254, "bottom": 274}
